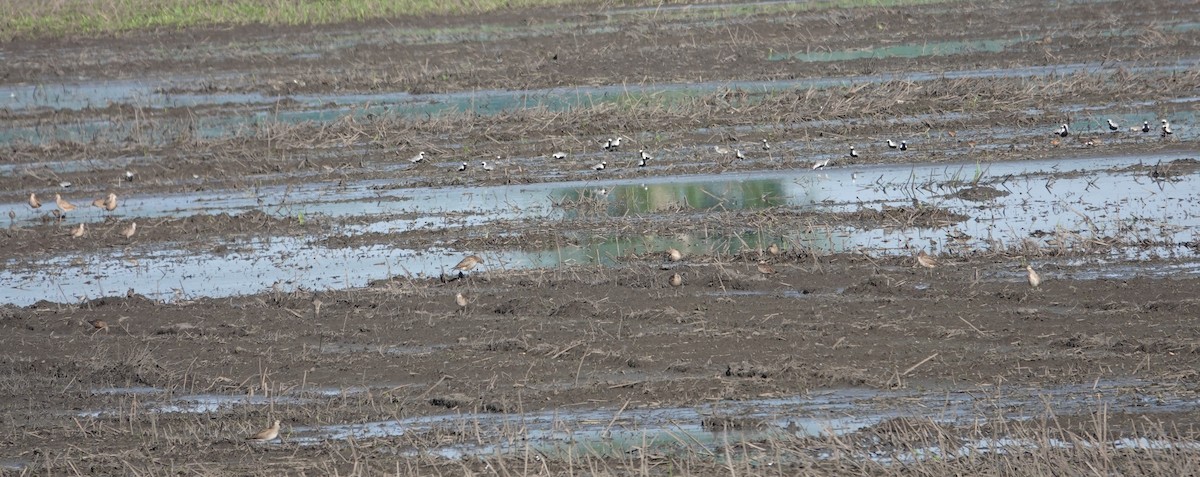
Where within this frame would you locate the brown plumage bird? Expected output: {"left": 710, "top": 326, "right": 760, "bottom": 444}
{"left": 455, "top": 292, "right": 468, "bottom": 308}
{"left": 757, "top": 261, "right": 776, "bottom": 275}
{"left": 87, "top": 319, "right": 109, "bottom": 333}
{"left": 122, "top": 222, "right": 137, "bottom": 239}
{"left": 766, "top": 243, "right": 780, "bottom": 256}
{"left": 246, "top": 420, "right": 281, "bottom": 442}
{"left": 92, "top": 197, "right": 107, "bottom": 208}
{"left": 666, "top": 248, "right": 683, "bottom": 262}
{"left": 29, "top": 193, "right": 41, "bottom": 209}
{"left": 916, "top": 251, "right": 939, "bottom": 269}
{"left": 55, "top": 194, "right": 76, "bottom": 212}
{"left": 1026, "top": 265, "right": 1041, "bottom": 288}
{"left": 669, "top": 273, "right": 683, "bottom": 287}
{"left": 71, "top": 223, "right": 86, "bottom": 238}
{"left": 454, "top": 255, "right": 484, "bottom": 273}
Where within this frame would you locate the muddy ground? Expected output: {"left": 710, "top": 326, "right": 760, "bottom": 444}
{"left": 2, "top": 0, "right": 1200, "bottom": 474}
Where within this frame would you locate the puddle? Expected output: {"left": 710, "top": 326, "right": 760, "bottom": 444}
{"left": 279, "top": 379, "right": 1192, "bottom": 459}
{"left": 3, "top": 58, "right": 1197, "bottom": 146}
{"left": 79, "top": 391, "right": 303, "bottom": 417}
{"left": 3, "top": 152, "right": 1199, "bottom": 306}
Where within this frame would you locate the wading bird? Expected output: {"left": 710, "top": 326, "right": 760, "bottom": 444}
{"left": 453, "top": 255, "right": 484, "bottom": 277}
{"left": 767, "top": 243, "right": 780, "bottom": 256}
{"left": 122, "top": 222, "right": 137, "bottom": 239}
{"left": 456, "top": 292, "right": 468, "bottom": 309}
{"left": 593, "top": 161, "right": 607, "bottom": 171}
{"left": 638, "top": 150, "right": 651, "bottom": 167}
{"left": 887, "top": 139, "right": 898, "bottom": 149}
{"left": 900, "top": 141, "right": 908, "bottom": 151}
{"left": 667, "top": 248, "right": 682, "bottom": 262}
{"left": 1026, "top": 265, "right": 1041, "bottom": 288}
{"left": 761, "top": 139, "right": 770, "bottom": 150}
{"left": 246, "top": 420, "right": 281, "bottom": 443}
{"left": 70, "top": 223, "right": 85, "bottom": 238}
{"left": 55, "top": 194, "right": 76, "bottom": 212}
{"left": 28, "top": 193, "right": 41, "bottom": 209}
{"left": 88, "top": 319, "right": 109, "bottom": 334}
{"left": 916, "top": 250, "right": 939, "bottom": 269}
{"left": 457, "top": 162, "right": 467, "bottom": 172}
{"left": 1107, "top": 119, "right": 1119, "bottom": 132}
{"left": 409, "top": 151, "right": 426, "bottom": 164}
{"left": 848, "top": 146, "right": 859, "bottom": 158}
{"left": 480, "top": 161, "right": 495, "bottom": 172}
{"left": 1141, "top": 121, "right": 1151, "bottom": 133}
{"left": 669, "top": 273, "right": 683, "bottom": 287}
{"left": 1056, "top": 124, "right": 1069, "bottom": 137}
{"left": 756, "top": 261, "right": 776, "bottom": 275}
{"left": 125, "top": 170, "right": 135, "bottom": 182}
{"left": 812, "top": 158, "right": 830, "bottom": 170}
{"left": 1161, "top": 119, "right": 1173, "bottom": 137}
{"left": 552, "top": 152, "right": 567, "bottom": 160}
{"left": 734, "top": 149, "right": 745, "bottom": 160}
{"left": 604, "top": 137, "right": 622, "bottom": 151}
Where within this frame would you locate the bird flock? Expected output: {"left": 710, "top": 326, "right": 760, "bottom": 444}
{"left": 23, "top": 188, "right": 137, "bottom": 239}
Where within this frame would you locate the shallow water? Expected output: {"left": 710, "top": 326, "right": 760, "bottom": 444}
{"left": 3, "top": 152, "right": 1198, "bottom": 305}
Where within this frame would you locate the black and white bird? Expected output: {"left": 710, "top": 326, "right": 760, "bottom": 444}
{"left": 638, "top": 150, "right": 652, "bottom": 167}
{"left": 593, "top": 161, "right": 607, "bottom": 171}
{"left": 1161, "top": 119, "right": 1173, "bottom": 137}
{"left": 1107, "top": 119, "right": 1119, "bottom": 132}
{"left": 848, "top": 146, "right": 859, "bottom": 158}
{"left": 457, "top": 162, "right": 468, "bottom": 172}
{"left": 761, "top": 139, "right": 770, "bottom": 151}
{"left": 1141, "top": 121, "right": 1151, "bottom": 133}
{"left": 735, "top": 149, "right": 745, "bottom": 160}
{"left": 480, "top": 161, "right": 495, "bottom": 172}
{"left": 899, "top": 141, "right": 908, "bottom": 151}
{"left": 604, "top": 137, "right": 622, "bottom": 151}
{"left": 1057, "top": 124, "right": 1069, "bottom": 137}
{"left": 812, "top": 158, "right": 831, "bottom": 170}
{"left": 409, "top": 151, "right": 426, "bottom": 163}
{"left": 124, "top": 170, "right": 135, "bottom": 182}
{"left": 887, "top": 139, "right": 898, "bottom": 149}
{"left": 552, "top": 152, "right": 567, "bottom": 160}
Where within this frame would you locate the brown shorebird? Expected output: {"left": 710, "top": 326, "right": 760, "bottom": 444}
{"left": 28, "top": 193, "right": 41, "bottom": 209}
{"left": 1026, "top": 265, "right": 1041, "bottom": 288}
{"left": 246, "top": 420, "right": 281, "bottom": 443}
{"left": 122, "top": 222, "right": 137, "bottom": 239}
{"left": 455, "top": 292, "right": 468, "bottom": 309}
{"left": 669, "top": 273, "right": 683, "bottom": 287}
{"left": 757, "top": 261, "right": 776, "bottom": 275}
{"left": 103, "top": 193, "right": 117, "bottom": 212}
{"left": 87, "top": 319, "right": 109, "bottom": 333}
{"left": 453, "top": 255, "right": 484, "bottom": 277}
{"left": 666, "top": 248, "right": 683, "bottom": 262}
{"left": 92, "top": 197, "right": 107, "bottom": 208}
{"left": 766, "top": 243, "right": 780, "bottom": 256}
{"left": 916, "top": 251, "right": 939, "bottom": 269}
{"left": 55, "top": 194, "right": 76, "bottom": 212}
{"left": 71, "top": 223, "right": 86, "bottom": 238}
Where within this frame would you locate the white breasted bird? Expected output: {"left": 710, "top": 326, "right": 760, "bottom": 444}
{"left": 457, "top": 162, "right": 467, "bottom": 172}
{"left": 593, "top": 161, "right": 607, "bottom": 171}
{"left": 552, "top": 152, "right": 567, "bottom": 160}
{"left": 480, "top": 160, "right": 495, "bottom": 172}
{"left": 900, "top": 140, "right": 908, "bottom": 151}
{"left": 1141, "top": 121, "right": 1151, "bottom": 133}
{"left": 1026, "top": 265, "right": 1041, "bottom": 288}
{"left": 735, "top": 149, "right": 745, "bottom": 160}
{"left": 247, "top": 420, "right": 281, "bottom": 443}
{"left": 887, "top": 139, "right": 898, "bottom": 149}
{"left": 1161, "top": 119, "right": 1173, "bottom": 136}
{"left": 812, "top": 158, "right": 830, "bottom": 170}
{"left": 1057, "top": 124, "right": 1069, "bottom": 137}
{"left": 761, "top": 139, "right": 770, "bottom": 150}
{"left": 1107, "top": 119, "right": 1119, "bottom": 132}
{"left": 848, "top": 146, "right": 859, "bottom": 158}
{"left": 409, "top": 151, "right": 426, "bottom": 164}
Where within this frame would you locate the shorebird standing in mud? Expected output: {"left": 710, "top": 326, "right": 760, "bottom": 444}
{"left": 87, "top": 319, "right": 109, "bottom": 334}
{"left": 1161, "top": 119, "right": 1173, "bottom": 137}
{"left": 604, "top": 137, "right": 622, "bottom": 152}
{"left": 28, "top": 193, "right": 41, "bottom": 209}
{"left": 593, "top": 161, "right": 607, "bottom": 171}
{"left": 761, "top": 139, "right": 770, "bottom": 151}
{"left": 887, "top": 139, "right": 898, "bottom": 149}
{"left": 457, "top": 162, "right": 468, "bottom": 172}
{"left": 246, "top": 420, "right": 281, "bottom": 443}
{"left": 812, "top": 158, "right": 831, "bottom": 170}
{"left": 1141, "top": 120, "right": 1151, "bottom": 133}
{"left": 1056, "top": 124, "right": 1070, "bottom": 137}
{"left": 916, "top": 250, "right": 939, "bottom": 271}
{"left": 408, "top": 151, "right": 426, "bottom": 164}
{"left": 1026, "top": 265, "right": 1041, "bottom": 288}
{"left": 453, "top": 255, "right": 484, "bottom": 278}
{"left": 900, "top": 140, "right": 908, "bottom": 151}
{"left": 455, "top": 292, "right": 468, "bottom": 312}
{"left": 480, "top": 160, "right": 495, "bottom": 172}
{"left": 1107, "top": 119, "right": 1119, "bottom": 132}
{"left": 669, "top": 273, "right": 683, "bottom": 288}
{"left": 767, "top": 243, "right": 780, "bottom": 256}
{"left": 756, "top": 261, "right": 776, "bottom": 275}
{"left": 552, "top": 152, "right": 567, "bottom": 160}
{"left": 848, "top": 146, "right": 859, "bottom": 158}
{"left": 92, "top": 193, "right": 117, "bottom": 212}
{"left": 667, "top": 248, "right": 683, "bottom": 262}
{"left": 70, "top": 223, "right": 85, "bottom": 238}
{"left": 734, "top": 149, "right": 745, "bottom": 161}
{"left": 122, "top": 222, "right": 137, "bottom": 239}
{"left": 638, "top": 150, "right": 651, "bottom": 167}
{"left": 55, "top": 194, "right": 76, "bottom": 213}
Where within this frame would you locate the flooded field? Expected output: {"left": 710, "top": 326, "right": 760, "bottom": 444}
{"left": 3, "top": 0, "right": 1200, "bottom": 474}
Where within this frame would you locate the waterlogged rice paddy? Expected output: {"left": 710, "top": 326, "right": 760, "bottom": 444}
{"left": 3, "top": 0, "right": 1200, "bottom": 474}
